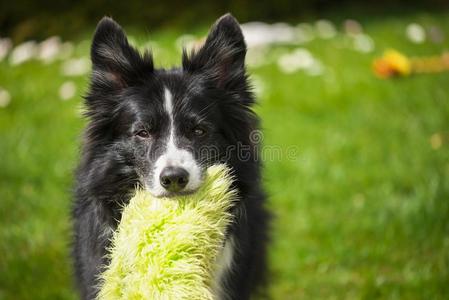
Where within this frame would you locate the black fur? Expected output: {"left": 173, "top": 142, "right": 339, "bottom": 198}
{"left": 73, "top": 14, "right": 270, "bottom": 300}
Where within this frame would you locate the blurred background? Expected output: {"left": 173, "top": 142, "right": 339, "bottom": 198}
{"left": 1, "top": 0, "right": 449, "bottom": 299}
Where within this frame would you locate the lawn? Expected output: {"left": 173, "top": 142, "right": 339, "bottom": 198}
{"left": 1, "top": 10, "right": 449, "bottom": 300}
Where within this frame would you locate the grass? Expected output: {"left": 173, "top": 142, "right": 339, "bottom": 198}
{"left": 1, "top": 10, "right": 449, "bottom": 300}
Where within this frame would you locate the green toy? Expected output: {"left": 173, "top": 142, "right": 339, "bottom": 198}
{"left": 98, "top": 164, "right": 236, "bottom": 300}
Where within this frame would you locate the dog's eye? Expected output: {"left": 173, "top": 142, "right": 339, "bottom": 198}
{"left": 135, "top": 130, "right": 150, "bottom": 139}
{"left": 193, "top": 126, "right": 206, "bottom": 137}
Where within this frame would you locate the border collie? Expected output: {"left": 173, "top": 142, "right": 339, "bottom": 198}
{"left": 73, "top": 14, "right": 270, "bottom": 300}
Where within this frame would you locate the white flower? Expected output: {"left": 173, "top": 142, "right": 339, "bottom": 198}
{"left": 270, "top": 22, "right": 298, "bottom": 44}
{"left": 241, "top": 22, "right": 321, "bottom": 47}
{"left": 277, "top": 48, "right": 323, "bottom": 75}
{"left": 59, "top": 81, "right": 76, "bottom": 100}
{"left": 241, "top": 22, "right": 275, "bottom": 47}
{"left": 9, "top": 41, "right": 38, "bottom": 65}
{"left": 61, "top": 57, "right": 90, "bottom": 76}
{"left": 353, "top": 34, "right": 375, "bottom": 53}
{"left": 343, "top": 19, "right": 363, "bottom": 36}
{"left": 406, "top": 23, "right": 426, "bottom": 44}
{"left": 315, "top": 20, "right": 337, "bottom": 39}
{"left": 38, "top": 36, "right": 62, "bottom": 63}
{"left": 241, "top": 22, "right": 297, "bottom": 47}
{"left": 278, "top": 52, "right": 303, "bottom": 74}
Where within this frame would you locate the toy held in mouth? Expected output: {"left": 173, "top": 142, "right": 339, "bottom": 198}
{"left": 373, "top": 49, "right": 449, "bottom": 78}
{"left": 98, "top": 164, "right": 237, "bottom": 300}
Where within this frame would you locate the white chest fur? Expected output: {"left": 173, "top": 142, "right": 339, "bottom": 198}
{"left": 212, "top": 235, "right": 236, "bottom": 300}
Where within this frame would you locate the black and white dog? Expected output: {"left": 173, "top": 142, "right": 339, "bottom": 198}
{"left": 73, "top": 14, "right": 270, "bottom": 300}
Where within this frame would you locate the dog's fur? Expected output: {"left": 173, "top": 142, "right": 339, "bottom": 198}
{"left": 73, "top": 14, "right": 270, "bottom": 300}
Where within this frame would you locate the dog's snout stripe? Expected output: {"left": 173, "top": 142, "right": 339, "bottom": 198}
{"left": 149, "top": 87, "right": 202, "bottom": 196}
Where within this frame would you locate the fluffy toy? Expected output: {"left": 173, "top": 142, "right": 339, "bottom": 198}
{"left": 98, "top": 164, "right": 237, "bottom": 300}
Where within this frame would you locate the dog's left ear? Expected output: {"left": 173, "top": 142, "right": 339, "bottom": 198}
{"left": 182, "top": 13, "right": 246, "bottom": 89}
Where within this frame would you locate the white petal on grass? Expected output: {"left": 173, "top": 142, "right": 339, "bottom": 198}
{"left": 343, "top": 19, "right": 363, "bottom": 36}
{"left": 353, "top": 34, "right": 375, "bottom": 53}
{"left": 277, "top": 52, "right": 302, "bottom": 74}
{"left": 0, "top": 88, "right": 11, "bottom": 107}
{"left": 61, "top": 57, "right": 90, "bottom": 76}
{"left": 242, "top": 22, "right": 298, "bottom": 47}
{"left": 38, "top": 36, "right": 62, "bottom": 63}
{"left": 406, "top": 23, "right": 426, "bottom": 44}
{"left": 277, "top": 48, "right": 323, "bottom": 75}
{"left": 9, "top": 41, "right": 38, "bottom": 65}
{"left": 0, "top": 38, "right": 13, "bottom": 61}
{"left": 315, "top": 20, "right": 337, "bottom": 39}
{"left": 242, "top": 22, "right": 277, "bottom": 47}
{"left": 292, "top": 48, "right": 315, "bottom": 68}
{"left": 271, "top": 22, "right": 298, "bottom": 43}
{"left": 242, "top": 22, "right": 320, "bottom": 47}
{"left": 59, "top": 81, "right": 76, "bottom": 100}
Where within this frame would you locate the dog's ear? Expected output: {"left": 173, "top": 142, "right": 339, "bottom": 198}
{"left": 182, "top": 13, "right": 247, "bottom": 90}
{"left": 90, "top": 17, "right": 153, "bottom": 91}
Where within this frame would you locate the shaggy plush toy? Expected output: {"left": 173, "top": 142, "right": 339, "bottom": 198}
{"left": 98, "top": 164, "right": 236, "bottom": 300}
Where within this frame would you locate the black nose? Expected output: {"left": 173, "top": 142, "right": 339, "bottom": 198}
{"left": 159, "top": 167, "right": 189, "bottom": 192}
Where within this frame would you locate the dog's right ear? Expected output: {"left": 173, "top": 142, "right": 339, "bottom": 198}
{"left": 182, "top": 14, "right": 247, "bottom": 90}
{"left": 90, "top": 17, "right": 153, "bottom": 91}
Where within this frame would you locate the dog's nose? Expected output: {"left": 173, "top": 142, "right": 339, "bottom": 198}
{"left": 159, "top": 167, "right": 189, "bottom": 192}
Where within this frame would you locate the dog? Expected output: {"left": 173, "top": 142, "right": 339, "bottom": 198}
{"left": 73, "top": 13, "right": 270, "bottom": 300}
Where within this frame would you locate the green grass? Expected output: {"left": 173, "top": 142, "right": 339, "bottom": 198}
{"left": 1, "top": 11, "right": 449, "bottom": 300}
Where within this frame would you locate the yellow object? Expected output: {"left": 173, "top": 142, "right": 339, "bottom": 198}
{"left": 98, "top": 164, "right": 237, "bottom": 300}
{"left": 373, "top": 50, "right": 449, "bottom": 78}
{"left": 373, "top": 49, "right": 411, "bottom": 78}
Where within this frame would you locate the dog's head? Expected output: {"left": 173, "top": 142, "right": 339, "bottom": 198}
{"left": 85, "top": 14, "right": 257, "bottom": 198}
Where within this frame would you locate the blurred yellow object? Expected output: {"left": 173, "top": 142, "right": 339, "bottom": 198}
{"left": 373, "top": 49, "right": 411, "bottom": 78}
{"left": 373, "top": 50, "right": 449, "bottom": 78}
{"left": 412, "top": 52, "right": 449, "bottom": 73}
